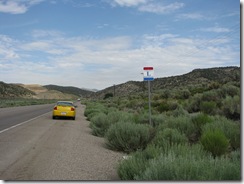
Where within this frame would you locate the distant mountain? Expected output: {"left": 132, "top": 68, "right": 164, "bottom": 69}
{"left": 0, "top": 66, "right": 240, "bottom": 100}
{"left": 92, "top": 66, "right": 240, "bottom": 99}
{"left": 44, "top": 85, "right": 95, "bottom": 97}
{"left": 0, "top": 82, "right": 95, "bottom": 99}
{"left": 0, "top": 81, "right": 35, "bottom": 98}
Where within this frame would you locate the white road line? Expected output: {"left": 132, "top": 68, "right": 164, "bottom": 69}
{"left": 0, "top": 111, "right": 50, "bottom": 134}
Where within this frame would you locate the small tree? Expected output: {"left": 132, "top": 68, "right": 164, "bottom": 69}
{"left": 104, "top": 93, "right": 113, "bottom": 99}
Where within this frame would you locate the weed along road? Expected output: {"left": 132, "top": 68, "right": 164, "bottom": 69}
{"left": 0, "top": 103, "right": 123, "bottom": 180}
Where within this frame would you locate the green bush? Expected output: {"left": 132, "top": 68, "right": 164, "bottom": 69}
{"left": 170, "top": 105, "right": 189, "bottom": 117}
{"left": 175, "top": 89, "right": 191, "bottom": 99}
{"left": 152, "top": 128, "right": 188, "bottom": 147}
{"left": 218, "top": 84, "right": 240, "bottom": 98}
{"left": 221, "top": 95, "right": 240, "bottom": 120}
{"left": 135, "top": 151, "right": 240, "bottom": 180}
{"left": 201, "top": 90, "right": 220, "bottom": 102}
{"left": 90, "top": 113, "right": 109, "bottom": 137}
{"left": 104, "top": 93, "right": 113, "bottom": 99}
{"left": 133, "top": 112, "right": 150, "bottom": 124}
{"left": 191, "top": 113, "right": 213, "bottom": 138}
{"left": 200, "top": 129, "right": 229, "bottom": 157}
{"left": 84, "top": 103, "right": 107, "bottom": 120}
{"left": 202, "top": 116, "right": 240, "bottom": 150}
{"left": 157, "top": 115, "right": 195, "bottom": 138}
{"left": 118, "top": 145, "right": 163, "bottom": 180}
{"left": 186, "top": 93, "right": 202, "bottom": 113}
{"left": 200, "top": 101, "right": 217, "bottom": 115}
{"left": 90, "top": 110, "right": 134, "bottom": 137}
{"left": 105, "top": 122, "right": 151, "bottom": 153}
{"left": 119, "top": 144, "right": 198, "bottom": 180}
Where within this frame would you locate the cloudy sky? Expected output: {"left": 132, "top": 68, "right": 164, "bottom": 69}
{"left": 0, "top": 0, "right": 240, "bottom": 90}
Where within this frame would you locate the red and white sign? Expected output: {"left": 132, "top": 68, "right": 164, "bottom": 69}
{"left": 143, "top": 67, "right": 154, "bottom": 81}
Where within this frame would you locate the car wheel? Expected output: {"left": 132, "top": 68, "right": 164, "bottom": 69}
{"left": 53, "top": 116, "right": 56, "bottom": 119}
{"left": 72, "top": 117, "right": 75, "bottom": 120}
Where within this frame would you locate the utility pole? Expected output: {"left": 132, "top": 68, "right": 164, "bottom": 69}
{"left": 113, "top": 84, "right": 115, "bottom": 97}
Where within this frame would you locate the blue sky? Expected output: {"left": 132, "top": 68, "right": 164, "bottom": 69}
{"left": 0, "top": 0, "right": 240, "bottom": 90}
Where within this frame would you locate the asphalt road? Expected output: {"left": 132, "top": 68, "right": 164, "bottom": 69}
{"left": 0, "top": 104, "right": 55, "bottom": 133}
{"left": 0, "top": 103, "right": 123, "bottom": 180}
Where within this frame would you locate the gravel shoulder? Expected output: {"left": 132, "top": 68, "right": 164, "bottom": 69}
{"left": 0, "top": 103, "right": 124, "bottom": 180}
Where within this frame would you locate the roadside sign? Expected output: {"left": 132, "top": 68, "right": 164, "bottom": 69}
{"left": 143, "top": 66, "right": 154, "bottom": 126}
{"left": 143, "top": 67, "right": 154, "bottom": 81}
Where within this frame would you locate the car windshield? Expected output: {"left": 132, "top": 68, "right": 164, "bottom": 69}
{"left": 57, "top": 101, "right": 73, "bottom": 106}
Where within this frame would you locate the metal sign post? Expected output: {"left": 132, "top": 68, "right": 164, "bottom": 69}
{"left": 143, "top": 67, "right": 154, "bottom": 126}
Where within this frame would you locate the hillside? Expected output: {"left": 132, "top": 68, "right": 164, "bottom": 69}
{"left": 0, "top": 66, "right": 240, "bottom": 100}
{"left": 44, "top": 85, "right": 95, "bottom": 97}
{"left": 92, "top": 66, "right": 240, "bottom": 99}
{"left": 0, "top": 83, "right": 93, "bottom": 99}
{"left": 0, "top": 82, "right": 35, "bottom": 98}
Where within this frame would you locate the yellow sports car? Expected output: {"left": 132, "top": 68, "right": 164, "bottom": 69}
{"left": 52, "top": 101, "right": 76, "bottom": 120}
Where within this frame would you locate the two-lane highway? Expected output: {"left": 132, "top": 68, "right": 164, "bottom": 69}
{"left": 0, "top": 104, "right": 55, "bottom": 132}
{"left": 0, "top": 103, "right": 123, "bottom": 180}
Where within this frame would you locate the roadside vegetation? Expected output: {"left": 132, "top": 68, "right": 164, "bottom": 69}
{"left": 83, "top": 78, "right": 240, "bottom": 180}
{"left": 0, "top": 98, "right": 58, "bottom": 108}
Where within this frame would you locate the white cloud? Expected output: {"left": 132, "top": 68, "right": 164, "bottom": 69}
{"left": 108, "top": 0, "right": 147, "bottom": 7}
{"left": 176, "top": 13, "right": 205, "bottom": 20}
{"left": 106, "top": 0, "right": 184, "bottom": 14}
{"left": 31, "top": 30, "right": 64, "bottom": 38}
{"left": 0, "top": 35, "right": 19, "bottom": 60}
{"left": 0, "top": 0, "right": 45, "bottom": 14}
{"left": 0, "top": 31, "right": 239, "bottom": 89}
{"left": 199, "top": 26, "right": 231, "bottom": 33}
{"left": 138, "top": 2, "right": 184, "bottom": 14}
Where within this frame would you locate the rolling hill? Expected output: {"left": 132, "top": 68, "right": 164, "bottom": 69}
{"left": 44, "top": 85, "right": 95, "bottom": 97}
{"left": 0, "top": 83, "right": 95, "bottom": 99}
{"left": 0, "top": 66, "right": 240, "bottom": 100}
{"left": 92, "top": 66, "right": 240, "bottom": 99}
{"left": 0, "top": 82, "right": 35, "bottom": 98}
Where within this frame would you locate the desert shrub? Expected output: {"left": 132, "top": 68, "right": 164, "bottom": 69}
{"left": 157, "top": 115, "right": 195, "bottom": 138}
{"left": 221, "top": 95, "right": 240, "bottom": 120}
{"left": 133, "top": 112, "right": 150, "bottom": 124}
{"left": 200, "top": 129, "right": 229, "bottom": 157}
{"left": 202, "top": 116, "right": 240, "bottom": 150}
{"left": 105, "top": 122, "right": 151, "bottom": 153}
{"left": 191, "top": 113, "right": 213, "bottom": 140}
{"left": 90, "top": 110, "right": 134, "bottom": 137}
{"left": 125, "top": 99, "right": 143, "bottom": 109}
{"left": 84, "top": 103, "right": 107, "bottom": 120}
{"left": 107, "top": 110, "right": 134, "bottom": 124}
{"left": 229, "top": 149, "right": 240, "bottom": 162}
{"left": 154, "top": 100, "right": 178, "bottom": 113}
{"left": 90, "top": 113, "right": 109, "bottom": 137}
{"left": 118, "top": 145, "right": 163, "bottom": 180}
{"left": 175, "top": 89, "right": 191, "bottom": 99}
{"left": 218, "top": 84, "right": 240, "bottom": 98}
{"left": 188, "top": 84, "right": 208, "bottom": 95}
{"left": 152, "top": 128, "right": 188, "bottom": 147}
{"left": 201, "top": 90, "right": 220, "bottom": 102}
{"left": 151, "top": 114, "right": 165, "bottom": 126}
{"left": 159, "top": 89, "right": 171, "bottom": 99}
{"left": 119, "top": 143, "right": 240, "bottom": 180}
{"left": 191, "top": 113, "right": 213, "bottom": 130}
{"left": 169, "top": 105, "right": 189, "bottom": 117}
{"left": 186, "top": 93, "right": 202, "bottom": 113}
{"left": 135, "top": 151, "right": 240, "bottom": 180}
{"left": 104, "top": 93, "right": 113, "bottom": 99}
{"left": 208, "top": 82, "right": 221, "bottom": 90}
{"left": 200, "top": 101, "right": 217, "bottom": 115}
